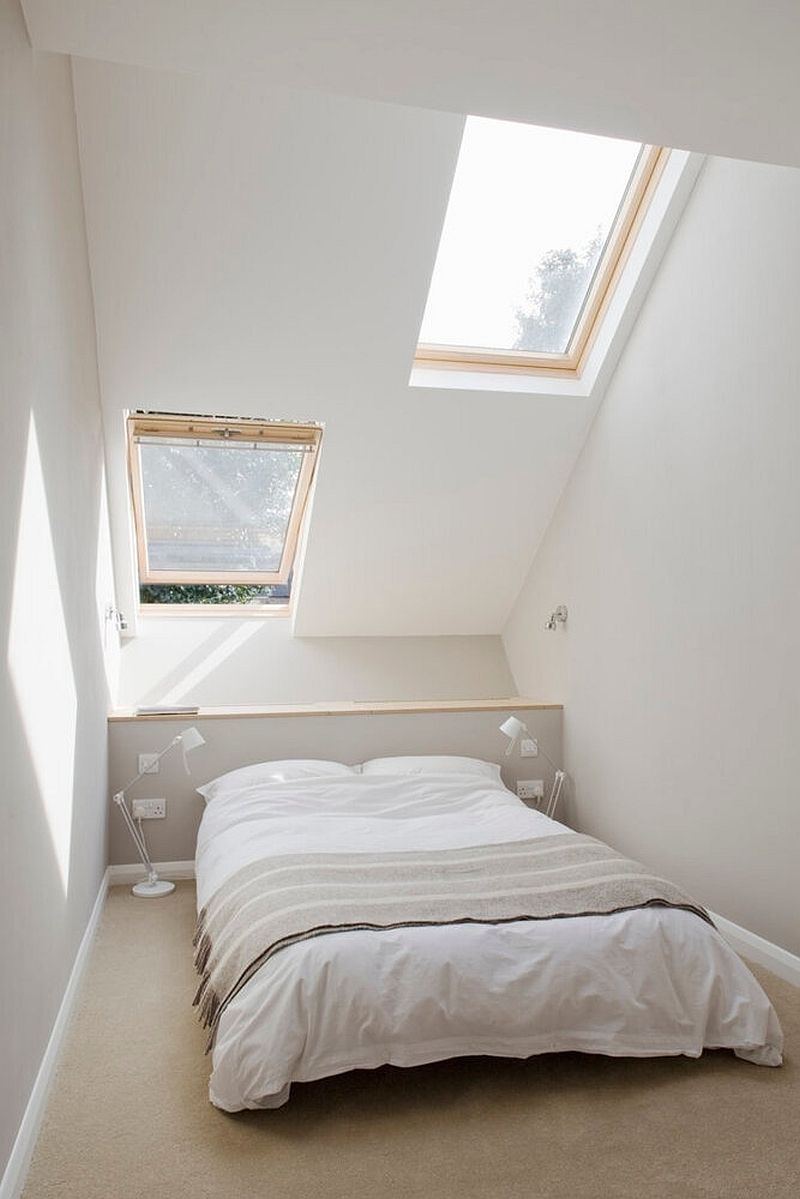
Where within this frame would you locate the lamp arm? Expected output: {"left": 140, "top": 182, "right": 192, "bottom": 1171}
{"left": 545, "top": 771, "right": 567, "bottom": 820}
{"left": 536, "top": 743, "right": 561, "bottom": 774}
{"left": 113, "top": 791, "right": 156, "bottom": 878}
{"left": 517, "top": 724, "right": 561, "bottom": 775}
{"left": 116, "top": 736, "right": 182, "bottom": 796}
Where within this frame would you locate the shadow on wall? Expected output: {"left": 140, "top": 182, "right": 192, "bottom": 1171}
{"left": 123, "top": 619, "right": 516, "bottom": 709}
{"left": 0, "top": 407, "right": 116, "bottom": 1176}
{"left": 135, "top": 619, "right": 265, "bottom": 706}
{"left": 0, "top": 5, "right": 123, "bottom": 1180}
{"left": 0, "top": 398, "right": 117, "bottom": 1154}
{"left": 9, "top": 414, "right": 78, "bottom": 891}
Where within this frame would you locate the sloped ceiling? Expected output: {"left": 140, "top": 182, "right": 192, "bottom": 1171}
{"left": 22, "top": 4, "right": 800, "bottom": 636}
{"left": 23, "top": 0, "right": 800, "bottom": 168}
{"left": 73, "top": 61, "right": 597, "bottom": 635}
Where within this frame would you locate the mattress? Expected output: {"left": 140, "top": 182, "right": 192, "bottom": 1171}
{"left": 194, "top": 770, "right": 783, "bottom": 1111}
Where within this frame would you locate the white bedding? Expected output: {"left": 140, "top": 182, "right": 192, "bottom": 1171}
{"left": 194, "top": 771, "right": 783, "bottom": 1111}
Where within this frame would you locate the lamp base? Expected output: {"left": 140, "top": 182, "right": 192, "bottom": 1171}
{"left": 132, "top": 878, "right": 176, "bottom": 898}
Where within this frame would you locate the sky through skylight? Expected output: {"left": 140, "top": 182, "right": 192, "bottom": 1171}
{"left": 418, "top": 117, "right": 643, "bottom": 355}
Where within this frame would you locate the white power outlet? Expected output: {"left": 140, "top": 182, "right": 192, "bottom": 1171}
{"left": 138, "top": 753, "right": 160, "bottom": 775}
{"left": 520, "top": 739, "right": 539, "bottom": 758}
{"left": 516, "top": 780, "right": 545, "bottom": 802}
{"left": 132, "top": 798, "right": 166, "bottom": 820}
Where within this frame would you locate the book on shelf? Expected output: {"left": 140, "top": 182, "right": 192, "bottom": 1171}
{"left": 135, "top": 705, "right": 200, "bottom": 716}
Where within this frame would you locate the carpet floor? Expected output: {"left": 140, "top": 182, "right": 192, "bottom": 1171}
{"left": 21, "top": 882, "right": 800, "bottom": 1199}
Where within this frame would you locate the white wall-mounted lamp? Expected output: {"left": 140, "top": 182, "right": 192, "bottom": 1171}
{"left": 499, "top": 716, "right": 566, "bottom": 820}
{"left": 112, "top": 726, "right": 206, "bottom": 897}
{"left": 545, "top": 605, "right": 568, "bottom": 631}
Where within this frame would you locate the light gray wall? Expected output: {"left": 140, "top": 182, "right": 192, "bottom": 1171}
{"left": 0, "top": 0, "right": 118, "bottom": 1180}
{"left": 504, "top": 155, "right": 800, "bottom": 956}
{"left": 108, "top": 708, "right": 563, "bottom": 864}
{"left": 118, "top": 618, "right": 516, "bottom": 709}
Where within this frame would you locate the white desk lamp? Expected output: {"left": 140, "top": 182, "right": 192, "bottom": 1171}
{"left": 499, "top": 716, "right": 566, "bottom": 819}
{"left": 112, "top": 726, "right": 206, "bottom": 897}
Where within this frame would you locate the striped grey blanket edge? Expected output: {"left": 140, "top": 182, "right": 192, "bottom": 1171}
{"left": 193, "top": 833, "right": 712, "bottom": 1047}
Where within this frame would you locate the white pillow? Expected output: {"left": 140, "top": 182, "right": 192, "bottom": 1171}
{"left": 197, "top": 759, "right": 356, "bottom": 802}
{"left": 360, "top": 755, "right": 501, "bottom": 782}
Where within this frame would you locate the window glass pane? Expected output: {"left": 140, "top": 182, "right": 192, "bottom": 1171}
{"left": 419, "top": 117, "right": 642, "bottom": 355}
{"left": 139, "top": 440, "right": 304, "bottom": 573}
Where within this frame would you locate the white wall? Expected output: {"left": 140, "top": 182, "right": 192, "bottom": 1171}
{"left": 71, "top": 58, "right": 603, "bottom": 638}
{"left": 117, "top": 618, "right": 515, "bottom": 709}
{"left": 504, "top": 156, "right": 800, "bottom": 956}
{"left": 0, "top": 0, "right": 118, "bottom": 1181}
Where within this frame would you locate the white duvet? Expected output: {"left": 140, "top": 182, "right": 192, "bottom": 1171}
{"left": 194, "top": 771, "right": 783, "bottom": 1111}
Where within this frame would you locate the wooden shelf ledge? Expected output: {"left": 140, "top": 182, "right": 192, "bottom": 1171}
{"left": 108, "top": 698, "right": 562, "bottom": 723}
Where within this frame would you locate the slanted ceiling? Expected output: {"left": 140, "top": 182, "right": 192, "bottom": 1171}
{"left": 72, "top": 61, "right": 602, "bottom": 636}
{"left": 22, "top": 1, "right": 800, "bottom": 168}
{"left": 21, "top": 5, "right": 800, "bottom": 634}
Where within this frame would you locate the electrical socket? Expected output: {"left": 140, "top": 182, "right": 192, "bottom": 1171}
{"left": 520, "top": 738, "right": 539, "bottom": 758}
{"left": 132, "top": 798, "right": 166, "bottom": 820}
{"left": 516, "top": 780, "right": 544, "bottom": 802}
{"left": 138, "top": 753, "right": 160, "bottom": 775}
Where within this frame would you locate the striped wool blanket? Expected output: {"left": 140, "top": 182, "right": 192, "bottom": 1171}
{"left": 193, "top": 833, "right": 711, "bottom": 1044}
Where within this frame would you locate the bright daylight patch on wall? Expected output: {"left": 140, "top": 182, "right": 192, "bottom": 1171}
{"left": 128, "top": 413, "right": 320, "bottom": 609}
{"left": 416, "top": 117, "right": 667, "bottom": 376}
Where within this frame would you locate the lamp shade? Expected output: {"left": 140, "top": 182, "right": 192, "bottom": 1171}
{"left": 178, "top": 726, "right": 205, "bottom": 753}
{"left": 499, "top": 716, "right": 527, "bottom": 741}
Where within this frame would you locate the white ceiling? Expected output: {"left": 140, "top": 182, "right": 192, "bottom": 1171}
{"left": 25, "top": 2, "right": 751, "bottom": 636}
{"left": 73, "top": 61, "right": 599, "bottom": 635}
{"left": 23, "top": 1, "right": 800, "bottom": 168}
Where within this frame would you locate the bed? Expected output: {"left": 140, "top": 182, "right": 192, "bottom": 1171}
{"left": 193, "top": 756, "right": 783, "bottom": 1111}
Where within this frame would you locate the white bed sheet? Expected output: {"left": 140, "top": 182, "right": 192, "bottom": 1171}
{"left": 194, "top": 772, "right": 783, "bottom": 1111}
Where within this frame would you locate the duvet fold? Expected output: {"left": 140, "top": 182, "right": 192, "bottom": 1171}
{"left": 193, "top": 831, "right": 712, "bottom": 1046}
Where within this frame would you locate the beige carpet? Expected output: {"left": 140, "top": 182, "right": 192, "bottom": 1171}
{"left": 22, "top": 883, "right": 800, "bottom": 1199}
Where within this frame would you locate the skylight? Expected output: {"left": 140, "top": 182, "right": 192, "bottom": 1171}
{"left": 417, "top": 117, "right": 666, "bottom": 375}
{"left": 127, "top": 413, "right": 320, "bottom": 608}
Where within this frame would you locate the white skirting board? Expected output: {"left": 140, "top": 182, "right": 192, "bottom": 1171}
{"left": 0, "top": 872, "right": 109, "bottom": 1199}
{"left": 107, "top": 860, "right": 196, "bottom": 885}
{"left": 710, "top": 911, "right": 800, "bottom": 988}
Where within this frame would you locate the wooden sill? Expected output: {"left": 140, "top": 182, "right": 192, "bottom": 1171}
{"left": 108, "top": 698, "right": 562, "bottom": 722}
{"left": 137, "top": 604, "right": 290, "bottom": 618}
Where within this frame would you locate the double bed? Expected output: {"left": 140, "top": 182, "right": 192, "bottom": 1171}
{"left": 193, "top": 756, "right": 782, "bottom": 1111}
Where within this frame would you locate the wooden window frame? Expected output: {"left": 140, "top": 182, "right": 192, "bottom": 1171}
{"left": 127, "top": 413, "right": 321, "bottom": 589}
{"left": 414, "top": 145, "right": 669, "bottom": 379}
